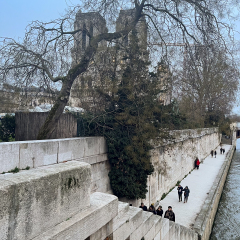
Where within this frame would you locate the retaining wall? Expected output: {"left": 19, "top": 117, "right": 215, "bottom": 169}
{"left": 194, "top": 145, "right": 235, "bottom": 240}
{"left": 0, "top": 137, "right": 112, "bottom": 194}
{"left": 123, "top": 128, "right": 221, "bottom": 207}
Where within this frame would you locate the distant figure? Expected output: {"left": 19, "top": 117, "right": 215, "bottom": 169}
{"left": 183, "top": 186, "right": 190, "bottom": 203}
{"left": 223, "top": 148, "right": 225, "bottom": 154}
{"left": 149, "top": 205, "right": 156, "bottom": 214}
{"left": 211, "top": 150, "right": 214, "bottom": 157}
{"left": 195, "top": 158, "right": 200, "bottom": 170}
{"left": 164, "top": 206, "right": 175, "bottom": 222}
{"left": 177, "top": 184, "right": 183, "bottom": 202}
{"left": 156, "top": 206, "right": 163, "bottom": 217}
{"left": 139, "top": 203, "right": 147, "bottom": 211}
{"left": 214, "top": 150, "right": 217, "bottom": 158}
{"left": 220, "top": 148, "right": 223, "bottom": 154}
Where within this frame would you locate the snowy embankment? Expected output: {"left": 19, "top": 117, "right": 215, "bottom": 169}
{"left": 159, "top": 144, "right": 231, "bottom": 228}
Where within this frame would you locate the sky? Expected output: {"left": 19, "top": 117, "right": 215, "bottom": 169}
{"left": 0, "top": 0, "right": 80, "bottom": 40}
{"left": 0, "top": 0, "right": 240, "bottom": 115}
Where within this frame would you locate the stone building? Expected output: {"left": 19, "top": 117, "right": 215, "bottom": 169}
{"left": 69, "top": 9, "right": 171, "bottom": 112}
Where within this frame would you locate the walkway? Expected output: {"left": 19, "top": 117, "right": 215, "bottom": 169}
{"left": 159, "top": 144, "right": 232, "bottom": 228}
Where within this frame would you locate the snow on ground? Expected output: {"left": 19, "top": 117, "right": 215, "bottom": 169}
{"left": 159, "top": 144, "right": 231, "bottom": 228}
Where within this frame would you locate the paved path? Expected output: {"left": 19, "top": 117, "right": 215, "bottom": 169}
{"left": 159, "top": 144, "right": 232, "bottom": 228}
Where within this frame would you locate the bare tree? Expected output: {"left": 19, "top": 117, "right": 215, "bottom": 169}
{"left": 176, "top": 46, "right": 239, "bottom": 127}
{"left": 0, "top": 0, "right": 236, "bottom": 139}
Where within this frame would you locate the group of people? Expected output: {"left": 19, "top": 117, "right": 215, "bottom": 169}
{"left": 139, "top": 203, "right": 175, "bottom": 222}
{"left": 210, "top": 150, "right": 217, "bottom": 158}
{"left": 220, "top": 147, "right": 225, "bottom": 154}
{"left": 177, "top": 185, "right": 190, "bottom": 203}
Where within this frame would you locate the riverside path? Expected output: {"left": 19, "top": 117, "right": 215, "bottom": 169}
{"left": 159, "top": 144, "right": 232, "bottom": 229}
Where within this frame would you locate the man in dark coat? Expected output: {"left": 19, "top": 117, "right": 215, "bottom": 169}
{"left": 139, "top": 203, "right": 147, "bottom": 211}
{"left": 164, "top": 206, "right": 175, "bottom": 222}
{"left": 177, "top": 184, "right": 183, "bottom": 202}
{"left": 183, "top": 186, "right": 190, "bottom": 203}
{"left": 211, "top": 150, "right": 214, "bottom": 157}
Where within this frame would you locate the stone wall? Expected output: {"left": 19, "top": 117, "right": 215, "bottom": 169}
{"left": 122, "top": 128, "right": 220, "bottom": 207}
{"left": 0, "top": 137, "right": 112, "bottom": 194}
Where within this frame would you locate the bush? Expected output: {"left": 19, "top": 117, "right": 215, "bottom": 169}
{"left": 0, "top": 114, "right": 15, "bottom": 142}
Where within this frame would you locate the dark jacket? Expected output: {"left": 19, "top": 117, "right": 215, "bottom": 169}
{"left": 164, "top": 210, "right": 175, "bottom": 222}
{"left": 183, "top": 188, "right": 190, "bottom": 197}
{"left": 140, "top": 205, "right": 147, "bottom": 211}
{"left": 177, "top": 186, "right": 183, "bottom": 195}
{"left": 157, "top": 209, "right": 163, "bottom": 216}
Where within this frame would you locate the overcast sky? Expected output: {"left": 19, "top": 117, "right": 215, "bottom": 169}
{"left": 0, "top": 0, "right": 80, "bottom": 40}
{"left": 0, "top": 0, "right": 240, "bottom": 114}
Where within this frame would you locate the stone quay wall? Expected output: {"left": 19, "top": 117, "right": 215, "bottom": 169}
{"left": 122, "top": 128, "right": 221, "bottom": 207}
{"left": 194, "top": 145, "right": 235, "bottom": 240}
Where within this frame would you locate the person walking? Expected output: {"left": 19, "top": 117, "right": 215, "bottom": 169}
{"left": 214, "top": 150, "right": 217, "bottom": 158}
{"left": 156, "top": 206, "right": 163, "bottom": 216}
{"left": 211, "top": 150, "right": 214, "bottom": 157}
{"left": 220, "top": 148, "right": 223, "bottom": 154}
{"left": 223, "top": 148, "right": 225, "bottom": 154}
{"left": 183, "top": 186, "right": 190, "bottom": 203}
{"left": 164, "top": 206, "right": 175, "bottom": 222}
{"left": 177, "top": 184, "right": 183, "bottom": 202}
{"left": 195, "top": 158, "right": 200, "bottom": 170}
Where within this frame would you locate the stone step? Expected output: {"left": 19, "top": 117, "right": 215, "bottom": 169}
{"left": 118, "top": 201, "right": 130, "bottom": 216}
{"left": 32, "top": 192, "right": 118, "bottom": 240}
{"left": 129, "top": 210, "right": 156, "bottom": 240}
{"left": 112, "top": 206, "right": 143, "bottom": 240}
{"left": 143, "top": 214, "right": 162, "bottom": 240}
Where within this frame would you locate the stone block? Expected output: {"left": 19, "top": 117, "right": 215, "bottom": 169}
{"left": 161, "top": 218, "right": 169, "bottom": 240}
{"left": 58, "top": 138, "right": 85, "bottom": 162}
{"left": 32, "top": 192, "right": 118, "bottom": 240}
{"left": 130, "top": 211, "right": 154, "bottom": 240}
{"left": 84, "top": 137, "right": 101, "bottom": 157}
{"left": 113, "top": 206, "right": 143, "bottom": 240}
{"left": 99, "top": 137, "right": 108, "bottom": 154}
{"left": 0, "top": 142, "right": 19, "bottom": 173}
{"left": 90, "top": 220, "right": 113, "bottom": 240}
{"left": 19, "top": 140, "right": 58, "bottom": 168}
{"left": 174, "top": 223, "right": 181, "bottom": 240}
{"left": 154, "top": 231, "right": 160, "bottom": 240}
{"left": 0, "top": 179, "right": 15, "bottom": 240}
{"left": 0, "top": 161, "right": 91, "bottom": 240}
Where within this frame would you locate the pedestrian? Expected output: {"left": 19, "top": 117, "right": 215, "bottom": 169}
{"left": 156, "top": 206, "right": 163, "bottom": 216}
{"left": 211, "top": 150, "right": 214, "bottom": 157}
{"left": 183, "top": 186, "right": 190, "bottom": 203}
{"left": 139, "top": 202, "right": 147, "bottom": 211}
{"left": 223, "top": 148, "right": 225, "bottom": 154}
{"left": 164, "top": 206, "right": 175, "bottom": 222}
{"left": 214, "top": 150, "right": 217, "bottom": 158}
{"left": 220, "top": 148, "right": 223, "bottom": 154}
{"left": 177, "top": 184, "right": 183, "bottom": 202}
{"left": 149, "top": 205, "right": 156, "bottom": 214}
{"left": 195, "top": 158, "right": 200, "bottom": 170}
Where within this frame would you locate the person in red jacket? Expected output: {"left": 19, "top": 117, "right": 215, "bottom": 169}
{"left": 195, "top": 158, "right": 200, "bottom": 170}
